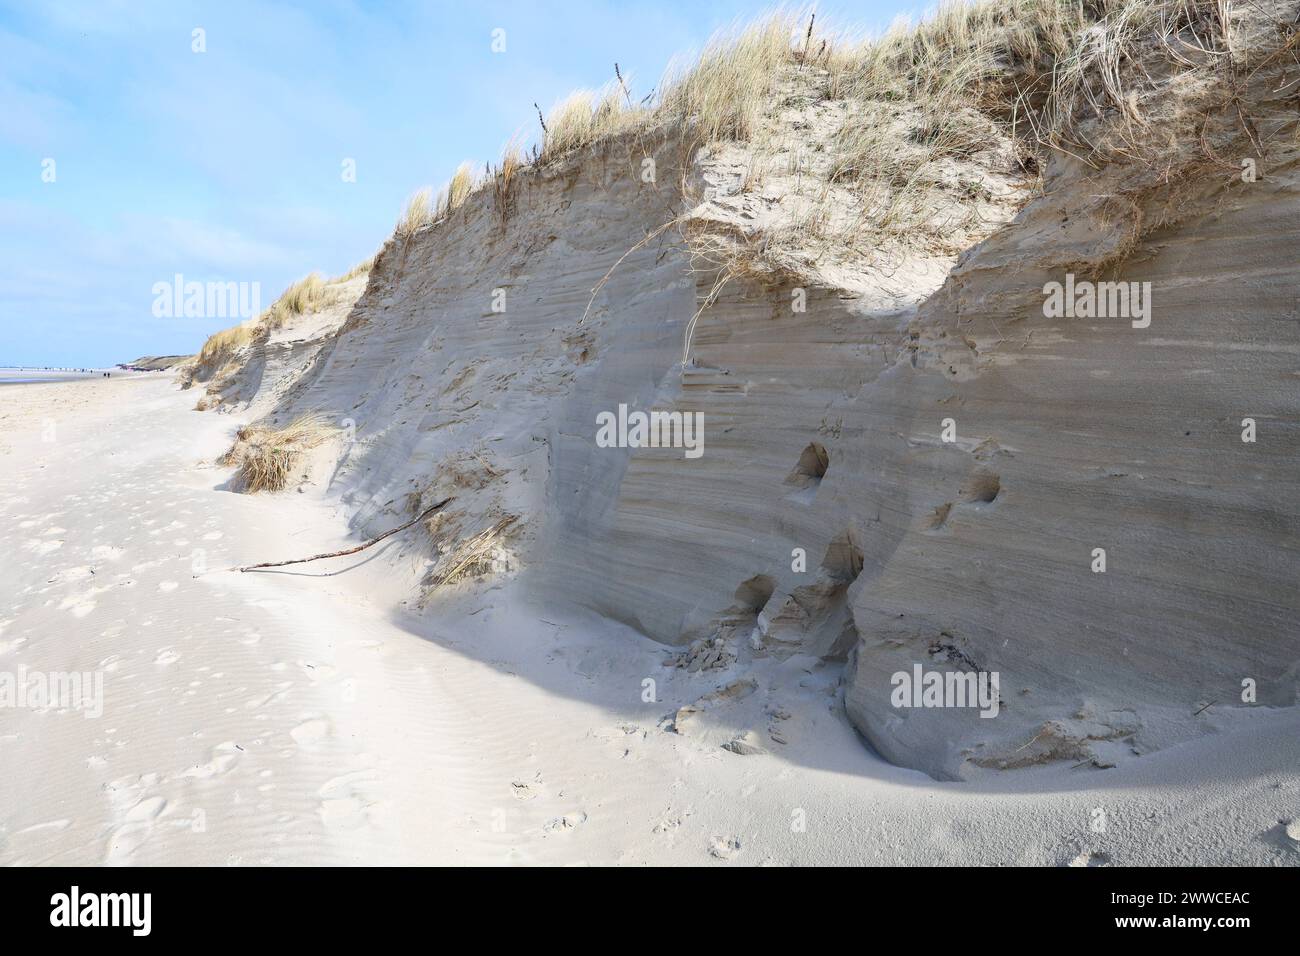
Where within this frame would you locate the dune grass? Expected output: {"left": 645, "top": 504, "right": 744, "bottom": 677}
{"left": 539, "top": 83, "right": 643, "bottom": 161}
{"left": 658, "top": 12, "right": 799, "bottom": 146}
{"left": 491, "top": 137, "right": 524, "bottom": 222}
{"left": 388, "top": 0, "right": 1248, "bottom": 251}
{"left": 192, "top": 258, "right": 375, "bottom": 387}
{"left": 194, "top": 322, "right": 255, "bottom": 376}
{"left": 261, "top": 272, "right": 330, "bottom": 330}
{"left": 395, "top": 186, "right": 434, "bottom": 238}
{"left": 219, "top": 413, "right": 335, "bottom": 493}
{"left": 339, "top": 255, "right": 375, "bottom": 281}
{"left": 436, "top": 162, "right": 479, "bottom": 219}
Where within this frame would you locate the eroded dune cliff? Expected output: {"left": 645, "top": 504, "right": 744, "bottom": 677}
{"left": 191, "top": 0, "right": 1299, "bottom": 780}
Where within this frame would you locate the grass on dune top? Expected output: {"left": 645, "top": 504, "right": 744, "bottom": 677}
{"left": 394, "top": 0, "right": 1256, "bottom": 239}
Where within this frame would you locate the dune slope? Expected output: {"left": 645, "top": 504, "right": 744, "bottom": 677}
{"left": 196, "top": 1, "right": 1299, "bottom": 782}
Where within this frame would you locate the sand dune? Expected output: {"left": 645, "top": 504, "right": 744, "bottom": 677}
{"left": 5, "top": 1, "right": 1299, "bottom": 866}
{"left": 0, "top": 376, "right": 1296, "bottom": 865}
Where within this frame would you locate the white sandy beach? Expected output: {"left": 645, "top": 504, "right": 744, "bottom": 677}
{"left": 1, "top": 375, "right": 1297, "bottom": 866}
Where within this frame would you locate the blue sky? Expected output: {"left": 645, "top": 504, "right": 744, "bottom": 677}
{"left": 0, "top": 0, "right": 920, "bottom": 367}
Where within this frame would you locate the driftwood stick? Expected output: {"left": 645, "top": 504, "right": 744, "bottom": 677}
{"left": 237, "top": 497, "right": 454, "bottom": 573}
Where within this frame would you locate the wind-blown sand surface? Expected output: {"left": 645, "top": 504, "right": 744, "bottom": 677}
{"left": 1, "top": 376, "right": 1297, "bottom": 865}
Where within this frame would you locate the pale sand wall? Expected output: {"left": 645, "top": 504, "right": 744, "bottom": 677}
{"left": 202, "top": 14, "right": 1300, "bottom": 782}
{"left": 5, "top": 373, "right": 1298, "bottom": 864}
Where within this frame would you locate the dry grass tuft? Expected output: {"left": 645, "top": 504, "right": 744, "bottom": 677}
{"left": 395, "top": 186, "right": 434, "bottom": 238}
{"left": 386, "top": 0, "right": 1258, "bottom": 291}
{"left": 338, "top": 256, "right": 375, "bottom": 281}
{"left": 436, "top": 162, "right": 478, "bottom": 219}
{"left": 424, "top": 515, "right": 519, "bottom": 594}
{"left": 219, "top": 413, "right": 335, "bottom": 493}
{"left": 195, "top": 322, "right": 255, "bottom": 373}
{"left": 539, "top": 83, "right": 643, "bottom": 161}
{"left": 262, "top": 272, "right": 331, "bottom": 330}
{"left": 186, "top": 265, "right": 369, "bottom": 400}
{"left": 659, "top": 10, "right": 803, "bottom": 146}
{"left": 492, "top": 137, "right": 525, "bottom": 223}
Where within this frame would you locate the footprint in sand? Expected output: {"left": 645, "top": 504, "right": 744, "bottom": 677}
{"left": 47, "top": 565, "right": 95, "bottom": 585}
{"left": 289, "top": 717, "right": 332, "bottom": 751}
{"left": 180, "top": 741, "right": 242, "bottom": 779}
{"left": 709, "top": 836, "right": 742, "bottom": 860}
{"left": 542, "top": 811, "right": 588, "bottom": 834}
{"left": 154, "top": 647, "right": 180, "bottom": 665}
{"left": 317, "top": 770, "right": 382, "bottom": 830}
{"left": 1260, "top": 818, "right": 1300, "bottom": 857}
{"left": 58, "top": 595, "right": 97, "bottom": 618}
{"left": 105, "top": 796, "right": 169, "bottom": 863}
{"left": 103, "top": 776, "right": 170, "bottom": 865}
{"left": 510, "top": 773, "right": 543, "bottom": 801}
{"left": 0, "top": 636, "right": 28, "bottom": 656}
{"left": 295, "top": 660, "right": 337, "bottom": 682}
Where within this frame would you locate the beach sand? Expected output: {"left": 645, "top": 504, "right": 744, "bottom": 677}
{"left": 1, "top": 376, "right": 1297, "bottom": 866}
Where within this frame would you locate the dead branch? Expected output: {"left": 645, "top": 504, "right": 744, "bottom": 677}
{"left": 236, "top": 497, "right": 454, "bottom": 572}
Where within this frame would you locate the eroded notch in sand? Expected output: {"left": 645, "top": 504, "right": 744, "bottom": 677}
{"left": 785, "top": 442, "right": 829, "bottom": 502}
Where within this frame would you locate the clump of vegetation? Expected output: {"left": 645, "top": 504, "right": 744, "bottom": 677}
{"left": 219, "top": 413, "right": 335, "bottom": 493}
{"left": 395, "top": 186, "right": 434, "bottom": 238}
{"left": 423, "top": 515, "right": 519, "bottom": 596}
{"left": 539, "top": 82, "right": 643, "bottom": 161}
{"left": 185, "top": 321, "right": 257, "bottom": 387}
{"left": 437, "top": 162, "right": 478, "bottom": 218}
{"left": 262, "top": 272, "right": 330, "bottom": 330}
{"left": 490, "top": 137, "right": 524, "bottom": 223}
{"left": 339, "top": 255, "right": 375, "bottom": 281}
{"left": 187, "top": 258, "right": 376, "bottom": 397}
{"left": 658, "top": 13, "right": 797, "bottom": 146}
{"left": 386, "top": 0, "right": 1261, "bottom": 266}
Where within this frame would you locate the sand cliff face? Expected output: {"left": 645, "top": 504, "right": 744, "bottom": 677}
{"left": 841, "top": 165, "right": 1300, "bottom": 778}
{"left": 204, "top": 7, "right": 1299, "bottom": 780}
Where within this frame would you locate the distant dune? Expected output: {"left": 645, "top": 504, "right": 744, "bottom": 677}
{"left": 118, "top": 354, "right": 192, "bottom": 371}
